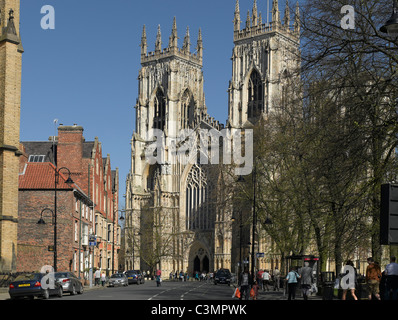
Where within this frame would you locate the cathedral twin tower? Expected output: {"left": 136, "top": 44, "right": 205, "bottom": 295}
{"left": 126, "top": 0, "right": 301, "bottom": 275}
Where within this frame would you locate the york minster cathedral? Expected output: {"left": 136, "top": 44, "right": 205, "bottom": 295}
{"left": 124, "top": 0, "right": 301, "bottom": 276}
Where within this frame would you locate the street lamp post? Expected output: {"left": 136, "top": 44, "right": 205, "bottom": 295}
{"left": 53, "top": 167, "right": 73, "bottom": 272}
{"left": 236, "top": 164, "right": 257, "bottom": 279}
{"left": 237, "top": 165, "right": 273, "bottom": 281}
{"left": 38, "top": 167, "right": 73, "bottom": 272}
{"left": 112, "top": 210, "right": 125, "bottom": 274}
{"left": 232, "top": 210, "right": 243, "bottom": 300}
{"left": 251, "top": 166, "right": 257, "bottom": 279}
{"left": 232, "top": 210, "right": 243, "bottom": 275}
{"left": 37, "top": 207, "right": 55, "bottom": 270}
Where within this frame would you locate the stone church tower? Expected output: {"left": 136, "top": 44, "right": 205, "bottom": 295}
{"left": 125, "top": 0, "right": 301, "bottom": 276}
{"left": 228, "top": 0, "right": 300, "bottom": 129}
{"left": 126, "top": 17, "right": 226, "bottom": 276}
{"left": 0, "top": 0, "right": 23, "bottom": 272}
{"left": 228, "top": 0, "right": 301, "bottom": 272}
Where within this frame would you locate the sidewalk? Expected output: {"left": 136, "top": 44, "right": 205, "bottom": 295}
{"left": 231, "top": 285, "right": 324, "bottom": 300}
{"left": 0, "top": 283, "right": 106, "bottom": 300}
{"left": 256, "top": 288, "right": 323, "bottom": 300}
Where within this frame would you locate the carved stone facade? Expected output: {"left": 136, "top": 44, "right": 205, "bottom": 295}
{"left": 228, "top": 0, "right": 300, "bottom": 129}
{"left": 125, "top": 0, "right": 300, "bottom": 276}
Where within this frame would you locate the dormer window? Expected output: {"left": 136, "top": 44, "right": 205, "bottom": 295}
{"left": 28, "top": 155, "right": 45, "bottom": 162}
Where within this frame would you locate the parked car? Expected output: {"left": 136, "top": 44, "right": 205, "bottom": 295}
{"left": 108, "top": 273, "right": 128, "bottom": 287}
{"left": 214, "top": 269, "right": 232, "bottom": 285}
{"left": 124, "top": 270, "right": 145, "bottom": 284}
{"left": 54, "top": 272, "right": 84, "bottom": 295}
{"left": 9, "top": 272, "right": 63, "bottom": 300}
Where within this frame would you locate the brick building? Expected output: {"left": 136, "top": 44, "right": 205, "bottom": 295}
{"left": 18, "top": 125, "right": 121, "bottom": 278}
{"left": 17, "top": 161, "right": 93, "bottom": 274}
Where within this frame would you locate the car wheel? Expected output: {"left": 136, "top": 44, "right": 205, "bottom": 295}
{"left": 71, "top": 284, "right": 77, "bottom": 295}
{"left": 42, "top": 289, "right": 50, "bottom": 300}
{"left": 78, "top": 284, "right": 84, "bottom": 294}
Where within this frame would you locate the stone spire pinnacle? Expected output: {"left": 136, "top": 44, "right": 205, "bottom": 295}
{"left": 196, "top": 28, "right": 203, "bottom": 60}
{"left": 272, "top": 0, "right": 280, "bottom": 25}
{"left": 182, "top": 26, "right": 191, "bottom": 53}
{"left": 284, "top": 0, "right": 290, "bottom": 29}
{"left": 155, "top": 25, "right": 162, "bottom": 53}
{"left": 0, "top": 8, "right": 21, "bottom": 46}
{"left": 234, "top": 0, "right": 241, "bottom": 31}
{"left": 246, "top": 10, "right": 251, "bottom": 29}
{"left": 252, "top": 0, "right": 258, "bottom": 27}
{"left": 140, "top": 25, "right": 147, "bottom": 56}
{"left": 294, "top": 1, "right": 300, "bottom": 34}
{"left": 169, "top": 16, "right": 178, "bottom": 49}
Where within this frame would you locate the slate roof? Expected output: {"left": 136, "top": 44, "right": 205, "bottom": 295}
{"left": 21, "top": 141, "right": 96, "bottom": 163}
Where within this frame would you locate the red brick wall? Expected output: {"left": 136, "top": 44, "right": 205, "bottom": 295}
{"left": 17, "top": 190, "right": 75, "bottom": 272}
{"left": 57, "top": 126, "right": 83, "bottom": 178}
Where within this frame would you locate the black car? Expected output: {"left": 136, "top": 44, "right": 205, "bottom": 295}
{"left": 214, "top": 269, "right": 232, "bottom": 285}
{"left": 9, "top": 273, "right": 63, "bottom": 300}
{"left": 124, "top": 270, "right": 145, "bottom": 285}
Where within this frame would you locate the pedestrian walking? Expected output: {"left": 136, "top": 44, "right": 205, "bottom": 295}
{"left": 285, "top": 267, "right": 300, "bottom": 300}
{"left": 251, "top": 280, "right": 259, "bottom": 300}
{"left": 341, "top": 260, "right": 358, "bottom": 300}
{"left": 94, "top": 269, "right": 101, "bottom": 286}
{"left": 239, "top": 267, "right": 253, "bottom": 300}
{"left": 365, "top": 257, "right": 381, "bottom": 300}
{"left": 385, "top": 256, "right": 398, "bottom": 300}
{"left": 256, "top": 269, "right": 263, "bottom": 291}
{"left": 156, "top": 274, "right": 162, "bottom": 287}
{"left": 101, "top": 271, "right": 106, "bottom": 287}
{"left": 262, "top": 269, "right": 271, "bottom": 291}
{"left": 273, "top": 267, "right": 281, "bottom": 291}
{"left": 299, "top": 262, "right": 313, "bottom": 300}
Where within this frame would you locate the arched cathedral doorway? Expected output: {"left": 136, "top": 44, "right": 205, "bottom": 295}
{"left": 188, "top": 243, "right": 212, "bottom": 275}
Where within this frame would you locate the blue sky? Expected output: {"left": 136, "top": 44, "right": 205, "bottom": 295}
{"left": 19, "top": 0, "right": 289, "bottom": 206}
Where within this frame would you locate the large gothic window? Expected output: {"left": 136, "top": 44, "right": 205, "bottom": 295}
{"left": 181, "top": 90, "right": 195, "bottom": 129}
{"left": 185, "top": 164, "right": 214, "bottom": 231}
{"left": 153, "top": 89, "right": 166, "bottom": 130}
{"left": 247, "top": 70, "right": 263, "bottom": 120}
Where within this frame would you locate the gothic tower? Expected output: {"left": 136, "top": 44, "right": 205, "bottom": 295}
{"left": 228, "top": 0, "right": 300, "bottom": 128}
{"left": 0, "top": 0, "right": 23, "bottom": 272}
{"left": 126, "top": 18, "right": 226, "bottom": 275}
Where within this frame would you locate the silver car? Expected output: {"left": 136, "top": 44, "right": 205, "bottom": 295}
{"left": 108, "top": 273, "right": 128, "bottom": 287}
{"left": 54, "top": 272, "right": 84, "bottom": 295}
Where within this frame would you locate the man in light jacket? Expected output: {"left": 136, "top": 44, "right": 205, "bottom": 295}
{"left": 299, "top": 262, "right": 313, "bottom": 300}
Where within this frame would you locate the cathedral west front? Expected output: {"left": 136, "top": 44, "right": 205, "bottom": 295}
{"left": 124, "top": 0, "right": 301, "bottom": 276}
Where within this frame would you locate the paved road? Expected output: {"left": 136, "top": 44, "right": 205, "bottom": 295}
{"left": 61, "top": 280, "right": 236, "bottom": 301}
{"left": 0, "top": 279, "right": 322, "bottom": 301}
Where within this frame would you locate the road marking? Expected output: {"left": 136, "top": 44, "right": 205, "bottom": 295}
{"left": 180, "top": 283, "right": 206, "bottom": 300}
{"left": 148, "top": 288, "right": 175, "bottom": 300}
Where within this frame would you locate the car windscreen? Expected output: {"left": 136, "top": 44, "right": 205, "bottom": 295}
{"left": 14, "top": 273, "right": 42, "bottom": 281}
{"left": 54, "top": 272, "right": 69, "bottom": 278}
